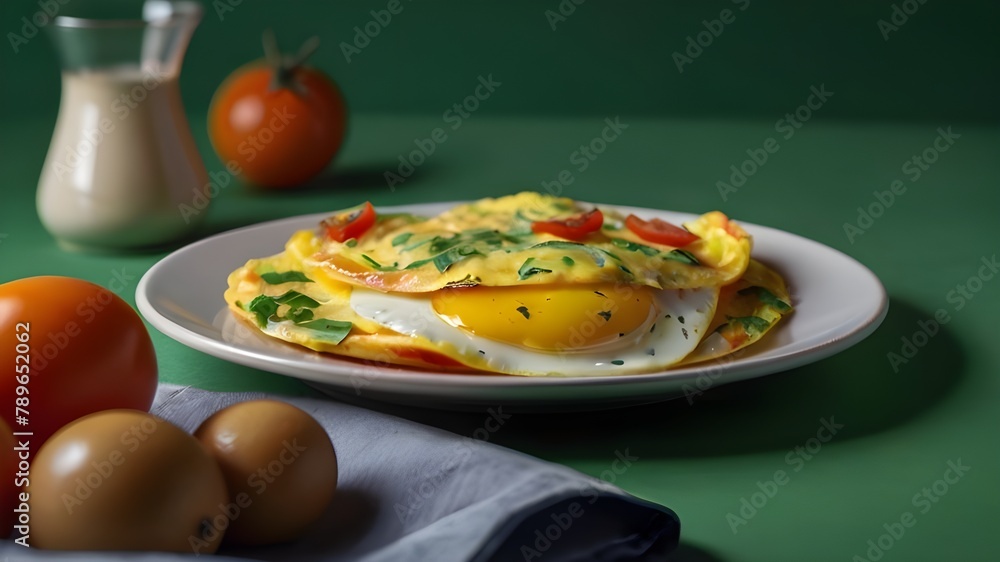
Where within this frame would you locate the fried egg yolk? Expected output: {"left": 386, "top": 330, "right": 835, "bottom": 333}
{"left": 430, "top": 285, "right": 656, "bottom": 351}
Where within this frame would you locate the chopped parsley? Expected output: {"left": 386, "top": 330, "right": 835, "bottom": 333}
{"left": 598, "top": 311, "right": 612, "bottom": 321}
{"left": 404, "top": 246, "right": 483, "bottom": 273}
{"left": 664, "top": 249, "right": 700, "bottom": 266}
{"left": 731, "top": 315, "right": 773, "bottom": 335}
{"left": 360, "top": 254, "right": 398, "bottom": 271}
{"left": 244, "top": 291, "right": 352, "bottom": 345}
{"left": 518, "top": 258, "right": 552, "bottom": 280}
{"left": 295, "top": 319, "right": 353, "bottom": 344}
{"left": 260, "top": 271, "right": 313, "bottom": 285}
{"left": 611, "top": 238, "right": 659, "bottom": 256}
{"left": 738, "top": 286, "right": 792, "bottom": 311}
{"left": 391, "top": 232, "right": 413, "bottom": 246}
{"left": 561, "top": 256, "right": 575, "bottom": 266}
{"left": 528, "top": 241, "right": 606, "bottom": 267}
{"left": 611, "top": 360, "right": 625, "bottom": 366}
{"left": 516, "top": 306, "right": 530, "bottom": 319}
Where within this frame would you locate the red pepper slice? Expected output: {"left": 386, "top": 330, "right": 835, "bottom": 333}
{"left": 624, "top": 214, "right": 699, "bottom": 247}
{"left": 531, "top": 209, "right": 604, "bottom": 241}
{"left": 322, "top": 201, "right": 376, "bottom": 242}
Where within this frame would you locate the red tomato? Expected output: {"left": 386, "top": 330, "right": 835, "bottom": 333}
{"left": 321, "top": 201, "right": 376, "bottom": 242}
{"left": 532, "top": 209, "right": 604, "bottom": 240}
{"left": 0, "top": 277, "right": 158, "bottom": 450}
{"left": 208, "top": 34, "right": 347, "bottom": 189}
{"left": 624, "top": 214, "right": 700, "bottom": 247}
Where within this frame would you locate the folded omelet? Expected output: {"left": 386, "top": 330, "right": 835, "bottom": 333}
{"left": 224, "top": 192, "right": 792, "bottom": 376}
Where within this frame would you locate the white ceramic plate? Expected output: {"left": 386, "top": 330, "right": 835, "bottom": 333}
{"left": 136, "top": 201, "right": 887, "bottom": 411}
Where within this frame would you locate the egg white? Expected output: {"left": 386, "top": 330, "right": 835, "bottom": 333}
{"left": 349, "top": 286, "right": 719, "bottom": 376}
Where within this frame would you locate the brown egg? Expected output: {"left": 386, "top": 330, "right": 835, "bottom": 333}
{"left": 194, "top": 399, "right": 338, "bottom": 545}
{"left": 29, "top": 410, "right": 228, "bottom": 553}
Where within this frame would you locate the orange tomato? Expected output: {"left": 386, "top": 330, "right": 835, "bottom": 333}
{"left": 208, "top": 34, "right": 347, "bottom": 189}
{"left": 0, "top": 276, "right": 158, "bottom": 450}
{"left": 0, "top": 417, "right": 18, "bottom": 538}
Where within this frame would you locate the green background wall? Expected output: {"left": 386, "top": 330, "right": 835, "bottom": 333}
{"left": 1, "top": 0, "right": 997, "bottom": 124}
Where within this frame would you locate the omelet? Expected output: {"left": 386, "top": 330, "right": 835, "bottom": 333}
{"left": 307, "top": 192, "right": 751, "bottom": 292}
{"left": 223, "top": 192, "right": 792, "bottom": 376}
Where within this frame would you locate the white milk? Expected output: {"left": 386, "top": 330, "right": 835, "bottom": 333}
{"left": 37, "top": 67, "right": 208, "bottom": 250}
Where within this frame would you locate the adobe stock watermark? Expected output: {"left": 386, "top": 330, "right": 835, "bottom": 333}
{"left": 520, "top": 449, "right": 638, "bottom": 560}
{"left": 7, "top": 0, "right": 73, "bottom": 54}
{"left": 212, "top": 0, "right": 249, "bottom": 21}
{"left": 726, "top": 417, "right": 843, "bottom": 534}
{"left": 190, "top": 438, "right": 309, "bottom": 554}
{"left": 887, "top": 253, "right": 997, "bottom": 372}
{"left": 384, "top": 74, "right": 501, "bottom": 190}
{"left": 716, "top": 84, "right": 833, "bottom": 202}
{"left": 877, "top": 0, "right": 929, "bottom": 41}
{"left": 843, "top": 126, "right": 959, "bottom": 244}
{"left": 178, "top": 105, "right": 296, "bottom": 223}
{"left": 543, "top": 0, "right": 586, "bottom": 31}
{"left": 672, "top": 0, "right": 750, "bottom": 73}
{"left": 539, "top": 116, "right": 629, "bottom": 197}
{"left": 393, "top": 406, "right": 512, "bottom": 524}
{"left": 851, "top": 458, "right": 970, "bottom": 561}
{"left": 340, "top": 0, "right": 415, "bottom": 63}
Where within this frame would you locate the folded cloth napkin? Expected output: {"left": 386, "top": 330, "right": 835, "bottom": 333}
{"left": 2, "top": 384, "right": 679, "bottom": 561}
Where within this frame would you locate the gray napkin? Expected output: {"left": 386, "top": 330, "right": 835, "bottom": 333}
{"left": 2, "top": 385, "right": 679, "bottom": 561}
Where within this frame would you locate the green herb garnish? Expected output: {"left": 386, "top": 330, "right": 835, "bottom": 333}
{"left": 516, "top": 306, "right": 530, "bottom": 319}
{"left": 360, "top": 254, "right": 399, "bottom": 271}
{"left": 611, "top": 238, "right": 659, "bottom": 256}
{"left": 664, "top": 249, "right": 700, "bottom": 266}
{"left": 260, "top": 271, "right": 313, "bottom": 285}
{"left": 738, "top": 286, "right": 792, "bottom": 311}
{"left": 528, "top": 241, "right": 606, "bottom": 267}
{"left": 296, "top": 319, "right": 353, "bottom": 344}
{"left": 272, "top": 290, "right": 320, "bottom": 309}
{"left": 518, "top": 257, "right": 552, "bottom": 280}
{"left": 244, "top": 291, "right": 352, "bottom": 344}
{"left": 391, "top": 232, "right": 414, "bottom": 247}
{"left": 246, "top": 295, "right": 280, "bottom": 327}
{"left": 729, "top": 316, "right": 772, "bottom": 335}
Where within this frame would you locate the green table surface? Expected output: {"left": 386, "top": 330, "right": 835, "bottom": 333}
{"left": 1, "top": 111, "right": 998, "bottom": 562}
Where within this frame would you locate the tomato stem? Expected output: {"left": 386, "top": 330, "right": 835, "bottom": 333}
{"left": 262, "top": 29, "right": 321, "bottom": 94}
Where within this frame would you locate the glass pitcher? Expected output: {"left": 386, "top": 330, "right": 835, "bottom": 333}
{"left": 37, "top": 1, "right": 209, "bottom": 251}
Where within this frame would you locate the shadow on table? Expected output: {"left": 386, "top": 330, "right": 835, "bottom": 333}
{"left": 265, "top": 159, "right": 439, "bottom": 195}
{"left": 667, "top": 543, "right": 727, "bottom": 562}
{"left": 219, "top": 488, "right": 381, "bottom": 561}
{"left": 370, "top": 297, "right": 967, "bottom": 459}
{"left": 156, "top": 158, "right": 442, "bottom": 244}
